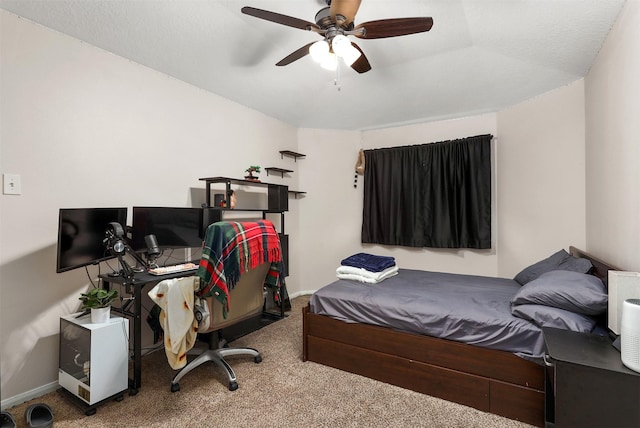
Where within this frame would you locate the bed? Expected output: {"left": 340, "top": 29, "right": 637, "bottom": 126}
{"left": 302, "top": 247, "right": 616, "bottom": 427}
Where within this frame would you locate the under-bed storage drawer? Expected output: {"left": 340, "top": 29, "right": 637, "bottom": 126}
{"left": 307, "top": 335, "right": 544, "bottom": 425}
{"left": 490, "top": 379, "right": 544, "bottom": 425}
{"left": 303, "top": 308, "right": 545, "bottom": 427}
{"left": 308, "top": 335, "right": 491, "bottom": 410}
{"left": 305, "top": 309, "right": 544, "bottom": 390}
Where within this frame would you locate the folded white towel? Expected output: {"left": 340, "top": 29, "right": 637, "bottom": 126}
{"left": 336, "top": 265, "right": 399, "bottom": 284}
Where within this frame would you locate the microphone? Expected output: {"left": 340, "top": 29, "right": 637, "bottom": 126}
{"left": 144, "top": 234, "right": 161, "bottom": 267}
{"left": 144, "top": 234, "right": 160, "bottom": 258}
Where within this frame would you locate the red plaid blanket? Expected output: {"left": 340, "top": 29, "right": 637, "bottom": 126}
{"left": 196, "top": 220, "right": 284, "bottom": 317}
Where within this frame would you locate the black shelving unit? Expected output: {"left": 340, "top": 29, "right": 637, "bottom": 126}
{"left": 199, "top": 176, "right": 288, "bottom": 212}
{"left": 199, "top": 176, "right": 289, "bottom": 266}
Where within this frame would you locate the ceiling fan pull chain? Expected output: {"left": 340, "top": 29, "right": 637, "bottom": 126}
{"left": 334, "top": 60, "right": 342, "bottom": 91}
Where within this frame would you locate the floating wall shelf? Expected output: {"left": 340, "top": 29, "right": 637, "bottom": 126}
{"left": 288, "top": 190, "right": 306, "bottom": 199}
{"left": 265, "top": 167, "right": 293, "bottom": 178}
{"left": 279, "top": 150, "right": 306, "bottom": 162}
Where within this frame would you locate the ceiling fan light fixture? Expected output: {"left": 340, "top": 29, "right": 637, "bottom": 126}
{"left": 330, "top": 34, "right": 361, "bottom": 66}
{"left": 309, "top": 40, "right": 329, "bottom": 63}
{"left": 242, "top": 5, "right": 434, "bottom": 76}
{"left": 331, "top": 34, "right": 351, "bottom": 57}
{"left": 320, "top": 52, "right": 338, "bottom": 71}
{"left": 340, "top": 43, "right": 362, "bottom": 66}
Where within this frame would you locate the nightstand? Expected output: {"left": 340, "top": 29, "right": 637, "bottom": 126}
{"left": 543, "top": 327, "right": 640, "bottom": 428}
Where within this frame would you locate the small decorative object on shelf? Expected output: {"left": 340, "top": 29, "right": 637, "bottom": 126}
{"left": 79, "top": 288, "right": 118, "bottom": 323}
{"left": 215, "top": 189, "right": 237, "bottom": 208}
{"left": 244, "top": 165, "right": 261, "bottom": 182}
{"left": 228, "top": 189, "right": 237, "bottom": 209}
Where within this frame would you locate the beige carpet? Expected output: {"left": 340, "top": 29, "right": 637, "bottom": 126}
{"left": 6, "top": 296, "right": 535, "bottom": 427}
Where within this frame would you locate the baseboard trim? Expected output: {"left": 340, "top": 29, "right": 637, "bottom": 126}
{"left": 1, "top": 381, "right": 59, "bottom": 411}
{"left": 288, "top": 291, "right": 314, "bottom": 299}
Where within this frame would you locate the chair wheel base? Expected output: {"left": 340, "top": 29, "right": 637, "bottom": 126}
{"left": 170, "top": 383, "right": 180, "bottom": 393}
{"left": 254, "top": 355, "right": 262, "bottom": 363}
{"left": 228, "top": 381, "right": 238, "bottom": 391}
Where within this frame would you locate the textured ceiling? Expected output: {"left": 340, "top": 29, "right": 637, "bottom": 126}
{"left": 0, "top": 0, "right": 626, "bottom": 130}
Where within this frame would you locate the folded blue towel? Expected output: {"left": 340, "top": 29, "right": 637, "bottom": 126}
{"left": 340, "top": 253, "right": 396, "bottom": 273}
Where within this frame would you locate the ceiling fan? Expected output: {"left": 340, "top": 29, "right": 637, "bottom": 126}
{"left": 241, "top": 0, "right": 433, "bottom": 74}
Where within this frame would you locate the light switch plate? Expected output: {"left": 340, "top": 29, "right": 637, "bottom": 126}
{"left": 3, "top": 173, "right": 22, "bottom": 195}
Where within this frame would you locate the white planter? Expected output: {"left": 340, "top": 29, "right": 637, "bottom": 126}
{"left": 90, "top": 307, "right": 111, "bottom": 324}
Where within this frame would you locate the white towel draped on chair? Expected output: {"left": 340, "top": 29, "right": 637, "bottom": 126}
{"left": 148, "top": 276, "right": 200, "bottom": 369}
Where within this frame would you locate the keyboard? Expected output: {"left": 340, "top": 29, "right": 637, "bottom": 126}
{"left": 148, "top": 262, "right": 198, "bottom": 276}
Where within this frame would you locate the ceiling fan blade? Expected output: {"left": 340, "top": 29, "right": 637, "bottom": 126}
{"left": 350, "top": 42, "right": 371, "bottom": 74}
{"left": 276, "top": 42, "right": 315, "bottom": 66}
{"left": 354, "top": 17, "right": 433, "bottom": 39}
{"left": 330, "top": 0, "right": 362, "bottom": 26}
{"left": 241, "top": 6, "right": 320, "bottom": 31}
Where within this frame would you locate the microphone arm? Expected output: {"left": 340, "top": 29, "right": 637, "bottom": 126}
{"left": 115, "top": 252, "right": 136, "bottom": 280}
{"left": 104, "top": 222, "right": 149, "bottom": 280}
{"left": 125, "top": 242, "right": 148, "bottom": 269}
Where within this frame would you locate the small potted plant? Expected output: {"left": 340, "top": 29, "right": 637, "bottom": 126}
{"left": 244, "top": 165, "right": 261, "bottom": 182}
{"left": 79, "top": 288, "right": 118, "bottom": 323}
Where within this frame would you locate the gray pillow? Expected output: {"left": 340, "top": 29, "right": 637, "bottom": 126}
{"left": 511, "top": 270, "right": 607, "bottom": 315}
{"left": 512, "top": 304, "right": 596, "bottom": 333}
{"left": 513, "top": 249, "right": 593, "bottom": 285}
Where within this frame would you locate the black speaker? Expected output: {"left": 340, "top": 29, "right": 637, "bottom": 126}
{"left": 268, "top": 184, "right": 288, "bottom": 212}
{"left": 200, "top": 208, "right": 222, "bottom": 238}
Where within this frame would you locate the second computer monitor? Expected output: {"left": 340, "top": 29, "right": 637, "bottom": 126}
{"left": 131, "top": 207, "right": 203, "bottom": 251}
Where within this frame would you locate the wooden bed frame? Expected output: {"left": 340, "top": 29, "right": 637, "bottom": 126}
{"left": 302, "top": 246, "right": 617, "bottom": 427}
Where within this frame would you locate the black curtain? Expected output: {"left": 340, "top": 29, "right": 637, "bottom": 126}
{"left": 361, "top": 134, "right": 492, "bottom": 249}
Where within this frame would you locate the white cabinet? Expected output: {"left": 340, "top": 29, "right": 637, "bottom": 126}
{"left": 59, "top": 314, "right": 129, "bottom": 408}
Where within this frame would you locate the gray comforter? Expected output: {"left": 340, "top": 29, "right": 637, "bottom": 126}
{"left": 310, "top": 268, "right": 545, "bottom": 360}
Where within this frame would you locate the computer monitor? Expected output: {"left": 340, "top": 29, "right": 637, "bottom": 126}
{"left": 131, "top": 207, "right": 203, "bottom": 252}
{"left": 56, "top": 207, "right": 128, "bottom": 273}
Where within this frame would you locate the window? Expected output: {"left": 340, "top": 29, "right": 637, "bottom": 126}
{"left": 361, "top": 134, "right": 492, "bottom": 249}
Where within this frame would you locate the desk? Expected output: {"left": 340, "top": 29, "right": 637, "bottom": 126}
{"left": 100, "top": 270, "right": 195, "bottom": 394}
{"left": 100, "top": 270, "right": 286, "bottom": 394}
{"left": 543, "top": 327, "right": 640, "bottom": 427}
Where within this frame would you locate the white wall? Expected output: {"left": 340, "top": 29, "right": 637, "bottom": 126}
{"left": 0, "top": 12, "right": 297, "bottom": 404}
{"left": 496, "top": 81, "right": 587, "bottom": 277}
{"left": 297, "top": 128, "right": 363, "bottom": 293}
{"left": 585, "top": 0, "right": 640, "bottom": 272}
